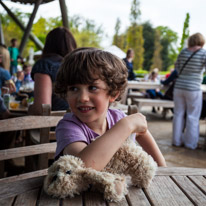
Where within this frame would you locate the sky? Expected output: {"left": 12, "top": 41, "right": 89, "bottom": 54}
{"left": 1, "top": 0, "right": 206, "bottom": 48}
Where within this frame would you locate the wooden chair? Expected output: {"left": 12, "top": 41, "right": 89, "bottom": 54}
{"left": 0, "top": 115, "right": 63, "bottom": 179}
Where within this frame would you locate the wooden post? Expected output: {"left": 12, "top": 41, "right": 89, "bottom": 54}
{"left": 59, "top": 0, "right": 69, "bottom": 29}
{"left": 0, "top": 1, "right": 44, "bottom": 50}
{"left": 0, "top": 17, "right": 5, "bottom": 45}
{"left": 19, "top": 0, "right": 43, "bottom": 55}
{"left": 38, "top": 104, "right": 51, "bottom": 170}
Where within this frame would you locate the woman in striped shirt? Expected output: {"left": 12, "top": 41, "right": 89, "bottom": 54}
{"left": 173, "top": 33, "right": 206, "bottom": 149}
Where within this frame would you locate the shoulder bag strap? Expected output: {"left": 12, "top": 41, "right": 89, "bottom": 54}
{"left": 178, "top": 48, "right": 201, "bottom": 76}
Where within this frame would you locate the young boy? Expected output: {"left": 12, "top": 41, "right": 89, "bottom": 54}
{"left": 54, "top": 47, "right": 166, "bottom": 170}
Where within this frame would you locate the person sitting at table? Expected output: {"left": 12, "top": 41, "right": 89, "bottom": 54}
{"left": 0, "top": 44, "right": 10, "bottom": 72}
{"left": 28, "top": 27, "right": 77, "bottom": 115}
{"left": 123, "top": 48, "right": 136, "bottom": 81}
{"left": 0, "top": 54, "right": 16, "bottom": 96}
{"left": 145, "top": 69, "right": 163, "bottom": 113}
{"left": 15, "top": 64, "right": 33, "bottom": 93}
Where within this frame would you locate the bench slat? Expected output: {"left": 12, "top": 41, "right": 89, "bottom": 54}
{"left": 132, "top": 98, "right": 174, "bottom": 109}
{"left": 0, "top": 142, "right": 56, "bottom": 161}
{"left": 0, "top": 116, "right": 62, "bottom": 132}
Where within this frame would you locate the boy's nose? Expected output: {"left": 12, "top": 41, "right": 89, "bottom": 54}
{"left": 78, "top": 90, "right": 89, "bottom": 103}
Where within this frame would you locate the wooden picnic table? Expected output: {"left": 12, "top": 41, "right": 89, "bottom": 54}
{"left": 0, "top": 167, "right": 206, "bottom": 205}
{"left": 122, "top": 81, "right": 206, "bottom": 104}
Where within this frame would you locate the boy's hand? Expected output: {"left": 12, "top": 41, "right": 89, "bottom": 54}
{"left": 126, "top": 113, "right": 147, "bottom": 135}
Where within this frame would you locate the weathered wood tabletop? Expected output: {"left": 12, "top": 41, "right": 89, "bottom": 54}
{"left": 0, "top": 167, "right": 206, "bottom": 206}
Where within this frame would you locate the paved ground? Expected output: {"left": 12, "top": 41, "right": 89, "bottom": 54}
{"left": 142, "top": 107, "right": 206, "bottom": 168}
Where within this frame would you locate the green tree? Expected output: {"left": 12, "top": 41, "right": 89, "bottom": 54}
{"left": 71, "top": 17, "right": 103, "bottom": 47}
{"left": 142, "top": 21, "right": 155, "bottom": 71}
{"left": 127, "top": 0, "right": 144, "bottom": 70}
{"left": 130, "top": 0, "right": 141, "bottom": 24}
{"left": 151, "top": 29, "right": 162, "bottom": 70}
{"left": 157, "top": 26, "right": 178, "bottom": 70}
{"left": 178, "top": 13, "right": 190, "bottom": 52}
{"left": 112, "top": 18, "right": 121, "bottom": 47}
{"left": 1, "top": 9, "right": 104, "bottom": 58}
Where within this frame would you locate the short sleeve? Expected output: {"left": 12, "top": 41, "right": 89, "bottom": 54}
{"left": 0, "top": 68, "right": 11, "bottom": 82}
{"left": 55, "top": 116, "right": 89, "bottom": 159}
{"left": 31, "top": 58, "right": 61, "bottom": 82}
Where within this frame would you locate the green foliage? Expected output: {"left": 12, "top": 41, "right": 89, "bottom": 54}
{"left": 112, "top": 18, "right": 121, "bottom": 47}
{"left": 112, "top": 18, "right": 127, "bottom": 51}
{"left": 142, "top": 21, "right": 155, "bottom": 71}
{"left": 178, "top": 13, "right": 190, "bottom": 52}
{"left": 127, "top": 0, "right": 144, "bottom": 70}
{"left": 127, "top": 25, "right": 144, "bottom": 70}
{"left": 130, "top": 0, "right": 141, "bottom": 24}
{"left": 134, "top": 69, "right": 148, "bottom": 77}
{"left": 1, "top": 9, "right": 103, "bottom": 58}
{"left": 70, "top": 17, "right": 103, "bottom": 48}
{"left": 156, "top": 26, "right": 178, "bottom": 70}
{"left": 150, "top": 29, "right": 162, "bottom": 70}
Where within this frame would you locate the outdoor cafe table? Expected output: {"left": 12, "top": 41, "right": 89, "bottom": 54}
{"left": 0, "top": 167, "right": 206, "bottom": 205}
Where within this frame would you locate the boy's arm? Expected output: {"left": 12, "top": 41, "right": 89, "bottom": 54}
{"left": 63, "top": 113, "right": 147, "bottom": 171}
{"left": 136, "top": 130, "right": 166, "bottom": 167}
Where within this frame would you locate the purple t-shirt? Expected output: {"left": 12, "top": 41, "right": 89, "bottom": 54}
{"left": 55, "top": 109, "right": 126, "bottom": 159}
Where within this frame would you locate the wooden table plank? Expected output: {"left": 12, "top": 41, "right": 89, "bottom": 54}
{"left": 63, "top": 195, "right": 83, "bottom": 206}
{"left": 0, "top": 169, "right": 47, "bottom": 184}
{"left": 14, "top": 189, "right": 39, "bottom": 206}
{"left": 157, "top": 167, "right": 206, "bottom": 176}
{"left": 38, "top": 189, "right": 59, "bottom": 206}
{"left": 0, "top": 196, "right": 15, "bottom": 206}
{"left": 0, "top": 116, "right": 62, "bottom": 132}
{"left": 188, "top": 176, "right": 206, "bottom": 194}
{"left": 172, "top": 176, "right": 206, "bottom": 205}
{"left": 0, "top": 176, "right": 44, "bottom": 200}
{"left": 84, "top": 191, "right": 107, "bottom": 206}
{"left": 145, "top": 176, "right": 193, "bottom": 206}
{"left": 126, "top": 187, "right": 150, "bottom": 206}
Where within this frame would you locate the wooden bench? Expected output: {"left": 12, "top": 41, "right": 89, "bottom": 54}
{"left": 132, "top": 98, "right": 174, "bottom": 117}
{"left": 0, "top": 115, "right": 63, "bottom": 178}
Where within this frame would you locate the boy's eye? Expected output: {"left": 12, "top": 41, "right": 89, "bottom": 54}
{"left": 89, "top": 86, "right": 97, "bottom": 91}
{"left": 68, "top": 86, "right": 78, "bottom": 92}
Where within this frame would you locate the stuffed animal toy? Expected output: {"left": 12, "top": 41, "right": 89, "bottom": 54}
{"left": 44, "top": 138, "right": 157, "bottom": 202}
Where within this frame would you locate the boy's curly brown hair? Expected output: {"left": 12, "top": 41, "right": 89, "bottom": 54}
{"left": 55, "top": 47, "right": 128, "bottom": 101}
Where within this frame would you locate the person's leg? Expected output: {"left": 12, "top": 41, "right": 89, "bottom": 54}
{"left": 172, "top": 89, "right": 186, "bottom": 146}
{"left": 184, "top": 90, "right": 202, "bottom": 149}
{"left": 146, "top": 89, "right": 156, "bottom": 99}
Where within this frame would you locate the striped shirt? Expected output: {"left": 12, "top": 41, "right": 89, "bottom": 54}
{"left": 175, "top": 48, "right": 206, "bottom": 91}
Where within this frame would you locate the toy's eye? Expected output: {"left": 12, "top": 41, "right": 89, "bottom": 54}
{"left": 66, "top": 170, "right": 72, "bottom": 175}
{"left": 52, "top": 175, "right": 57, "bottom": 182}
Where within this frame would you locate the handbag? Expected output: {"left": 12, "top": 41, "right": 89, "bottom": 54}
{"left": 164, "top": 49, "right": 201, "bottom": 100}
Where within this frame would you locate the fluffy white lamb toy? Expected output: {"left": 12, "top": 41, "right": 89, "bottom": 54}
{"left": 44, "top": 138, "right": 157, "bottom": 202}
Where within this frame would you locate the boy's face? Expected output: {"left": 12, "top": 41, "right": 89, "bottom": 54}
{"left": 66, "top": 79, "right": 117, "bottom": 128}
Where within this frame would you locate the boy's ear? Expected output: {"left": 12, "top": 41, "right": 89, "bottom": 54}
{"left": 109, "top": 92, "right": 120, "bottom": 103}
